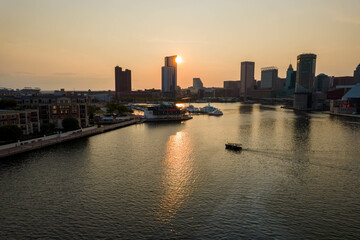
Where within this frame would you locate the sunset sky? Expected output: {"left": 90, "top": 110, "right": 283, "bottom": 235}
{"left": 1, "top": 0, "right": 359, "bottom": 90}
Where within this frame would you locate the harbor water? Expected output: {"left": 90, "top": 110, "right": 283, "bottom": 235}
{"left": 1, "top": 103, "right": 360, "bottom": 239}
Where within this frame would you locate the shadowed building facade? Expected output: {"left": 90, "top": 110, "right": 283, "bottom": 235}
{"left": 315, "top": 73, "right": 331, "bottom": 92}
{"left": 162, "top": 56, "right": 177, "bottom": 98}
{"left": 193, "top": 78, "right": 203, "bottom": 90}
{"left": 294, "top": 54, "right": 317, "bottom": 110}
{"left": 224, "top": 80, "right": 241, "bottom": 97}
{"left": 261, "top": 67, "right": 278, "bottom": 90}
{"left": 285, "top": 64, "right": 296, "bottom": 91}
{"left": 5, "top": 95, "right": 89, "bottom": 128}
{"left": 354, "top": 64, "right": 360, "bottom": 84}
{"left": 240, "top": 61, "right": 255, "bottom": 100}
{"left": 115, "top": 66, "right": 131, "bottom": 100}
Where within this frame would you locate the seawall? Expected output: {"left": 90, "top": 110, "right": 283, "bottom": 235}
{"left": 0, "top": 119, "right": 139, "bottom": 159}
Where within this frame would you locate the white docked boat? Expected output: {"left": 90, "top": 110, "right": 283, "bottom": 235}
{"left": 201, "top": 103, "right": 223, "bottom": 116}
{"left": 200, "top": 103, "right": 217, "bottom": 113}
{"left": 209, "top": 109, "right": 223, "bottom": 116}
{"left": 186, "top": 105, "right": 201, "bottom": 113}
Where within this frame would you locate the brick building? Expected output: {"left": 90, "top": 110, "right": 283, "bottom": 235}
{"left": 0, "top": 109, "right": 40, "bottom": 134}
{"left": 7, "top": 95, "right": 89, "bottom": 128}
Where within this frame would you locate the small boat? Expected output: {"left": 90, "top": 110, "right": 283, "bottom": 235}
{"left": 225, "top": 143, "right": 242, "bottom": 151}
{"left": 200, "top": 103, "right": 217, "bottom": 113}
{"left": 209, "top": 109, "right": 223, "bottom": 116}
{"left": 186, "top": 105, "right": 201, "bottom": 113}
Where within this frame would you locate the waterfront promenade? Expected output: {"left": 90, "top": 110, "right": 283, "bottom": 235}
{"left": 0, "top": 119, "right": 139, "bottom": 159}
{"left": 329, "top": 112, "right": 360, "bottom": 118}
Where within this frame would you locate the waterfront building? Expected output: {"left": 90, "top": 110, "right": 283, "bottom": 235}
{"left": 224, "top": 81, "right": 240, "bottom": 89}
{"left": 0, "top": 109, "right": 40, "bottom": 134}
{"left": 240, "top": 61, "right": 255, "bottom": 99}
{"left": 115, "top": 89, "right": 161, "bottom": 99}
{"left": 7, "top": 95, "right": 89, "bottom": 128}
{"left": 315, "top": 74, "right": 331, "bottom": 92}
{"left": 294, "top": 53, "right": 317, "bottom": 110}
{"left": 285, "top": 64, "right": 296, "bottom": 91}
{"left": 330, "top": 84, "right": 360, "bottom": 114}
{"left": 332, "top": 76, "right": 356, "bottom": 88}
{"left": 193, "top": 78, "right": 204, "bottom": 90}
{"left": 248, "top": 89, "right": 276, "bottom": 99}
{"left": 354, "top": 64, "right": 360, "bottom": 83}
{"left": 143, "top": 103, "right": 191, "bottom": 121}
{"left": 115, "top": 66, "right": 131, "bottom": 100}
{"left": 255, "top": 80, "right": 261, "bottom": 89}
{"left": 223, "top": 81, "right": 240, "bottom": 97}
{"left": 162, "top": 56, "right": 177, "bottom": 98}
{"left": 277, "top": 78, "right": 286, "bottom": 90}
{"left": 261, "top": 67, "right": 278, "bottom": 89}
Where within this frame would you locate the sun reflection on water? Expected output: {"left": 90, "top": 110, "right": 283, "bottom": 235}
{"left": 156, "top": 131, "right": 195, "bottom": 223}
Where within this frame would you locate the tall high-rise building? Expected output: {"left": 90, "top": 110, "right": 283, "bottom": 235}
{"left": 354, "top": 64, "right": 360, "bottom": 83}
{"left": 294, "top": 53, "right": 317, "bottom": 109}
{"left": 285, "top": 64, "right": 296, "bottom": 90}
{"left": 193, "top": 78, "right": 203, "bottom": 90}
{"left": 162, "top": 56, "right": 177, "bottom": 98}
{"left": 240, "top": 61, "right": 255, "bottom": 99}
{"left": 261, "top": 67, "right": 278, "bottom": 89}
{"left": 115, "top": 66, "right": 131, "bottom": 99}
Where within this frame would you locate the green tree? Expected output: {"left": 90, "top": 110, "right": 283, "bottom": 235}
{"left": 62, "top": 117, "right": 80, "bottom": 131}
{"left": 117, "top": 104, "right": 133, "bottom": 114}
{"left": 0, "top": 99, "right": 17, "bottom": 109}
{"left": 41, "top": 123, "right": 56, "bottom": 135}
{"left": 88, "top": 105, "right": 96, "bottom": 116}
{"left": 0, "top": 125, "right": 23, "bottom": 141}
{"left": 88, "top": 105, "right": 97, "bottom": 120}
{"left": 106, "top": 102, "right": 117, "bottom": 114}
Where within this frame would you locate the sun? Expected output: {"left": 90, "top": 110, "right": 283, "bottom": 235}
{"left": 175, "top": 56, "right": 182, "bottom": 64}
{"left": 175, "top": 103, "right": 184, "bottom": 108}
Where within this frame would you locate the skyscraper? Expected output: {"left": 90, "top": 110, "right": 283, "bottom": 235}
{"left": 294, "top": 53, "right": 317, "bottom": 109}
{"left": 161, "top": 56, "right": 177, "bottom": 98}
{"left": 240, "top": 61, "right": 255, "bottom": 99}
{"left": 285, "top": 64, "right": 296, "bottom": 90}
{"left": 193, "top": 78, "right": 203, "bottom": 90}
{"left": 115, "top": 66, "right": 131, "bottom": 99}
{"left": 354, "top": 64, "right": 360, "bottom": 84}
{"left": 261, "top": 67, "right": 278, "bottom": 89}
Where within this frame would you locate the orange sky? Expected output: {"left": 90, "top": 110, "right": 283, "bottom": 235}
{"left": 1, "top": 0, "right": 360, "bottom": 90}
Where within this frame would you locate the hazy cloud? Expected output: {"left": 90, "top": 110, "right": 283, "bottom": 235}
{"left": 335, "top": 16, "right": 360, "bottom": 25}
{"left": 147, "top": 38, "right": 207, "bottom": 44}
{"left": 53, "top": 72, "right": 77, "bottom": 76}
{"left": 0, "top": 73, "right": 9, "bottom": 77}
{"left": 14, "top": 71, "right": 32, "bottom": 75}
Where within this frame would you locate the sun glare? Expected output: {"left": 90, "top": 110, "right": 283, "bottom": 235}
{"left": 175, "top": 56, "right": 182, "bottom": 64}
{"left": 176, "top": 103, "right": 184, "bottom": 108}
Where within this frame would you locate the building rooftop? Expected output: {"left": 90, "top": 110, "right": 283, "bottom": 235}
{"left": 342, "top": 84, "right": 360, "bottom": 100}
{"left": 261, "top": 66, "right": 278, "bottom": 71}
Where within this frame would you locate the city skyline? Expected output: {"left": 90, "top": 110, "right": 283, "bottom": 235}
{"left": 1, "top": 0, "right": 360, "bottom": 90}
